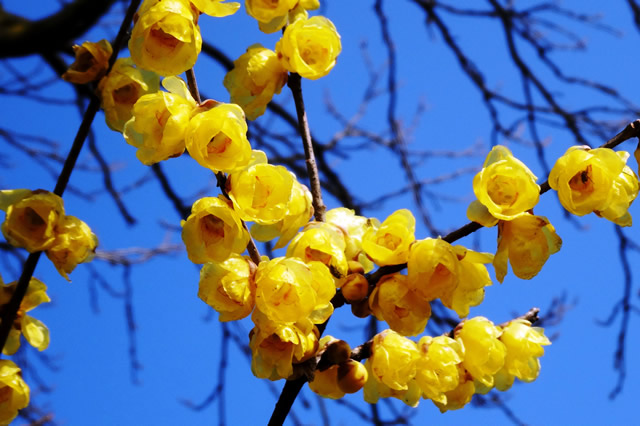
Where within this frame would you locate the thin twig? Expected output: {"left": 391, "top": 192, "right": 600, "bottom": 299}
{"left": 287, "top": 73, "right": 326, "bottom": 222}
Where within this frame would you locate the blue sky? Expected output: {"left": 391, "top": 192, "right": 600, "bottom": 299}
{"left": 1, "top": 1, "right": 640, "bottom": 425}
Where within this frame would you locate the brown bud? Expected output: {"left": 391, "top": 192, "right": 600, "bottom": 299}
{"left": 347, "top": 260, "right": 365, "bottom": 274}
{"left": 340, "top": 273, "right": 369, "bottom": 303}
{"left": 337, "top": 360, "right": 368, "bottom": 394}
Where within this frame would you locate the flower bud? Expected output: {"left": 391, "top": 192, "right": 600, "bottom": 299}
{"left": 340, "top": 273, "right": 369, "bottom": 303}
{"left": 337, "top": 360, "right": 368, "bottom": 394}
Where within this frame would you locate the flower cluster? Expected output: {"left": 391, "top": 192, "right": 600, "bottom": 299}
{"left": 52, "top": 0, "right": 637, "bottom": 417}
{"left": 362, "top": 317, "right": 550, "bottom": 411}
{"left": 467, "top": 146, "right": 562, "bottom": 282}
{"left": 0, "top": 189, "right": 98, "bottom": 280}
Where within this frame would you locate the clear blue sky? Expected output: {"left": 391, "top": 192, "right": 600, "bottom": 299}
{"left": 1, "top": 1, "right": 639, "bottom": 425}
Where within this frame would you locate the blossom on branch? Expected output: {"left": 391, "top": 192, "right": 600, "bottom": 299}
{"left": 123, "top": 76, "right": 197, "bottom": 165}
{"left": 0, "top": 189, "right": 65, "bottom": 253}
{"left": 62, "top": 39, "right": 113, "bottom": 84}
{"left": 549, "top": 146, "right": 639, "bottom": 226}
{"left": 0, "top": 360, "right": 29, "bottom": 424}
{"left": 98, "top": 57, "right": 160, "bottom": 132}
{"left": 181, "top": 196, "right": 250, "bottom": 263}
{"left": 130, "top": 0, "right": 202, "bottom": 76}
{"left": 223, "top": 44, "right": 288, "bottom": 120}
{"left": 45, "top": 215, "right": 98, "bottom": 281}
{"left": 276, "top": 15, "right": 342, "bottom": 80}
{"left": 467, "top": 145, "right": 540, "bottom": 225}
{"left": 0, "top": 277, "right": 50, "bottom": 355}
{"left": 185, "top": 103, "right": 253, "bottom": 173}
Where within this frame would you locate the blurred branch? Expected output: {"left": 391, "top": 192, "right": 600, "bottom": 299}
{"left": 0, "top": 0, "right": 116, "bottom": 58}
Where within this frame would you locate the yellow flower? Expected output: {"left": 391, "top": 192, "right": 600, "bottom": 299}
{"left": 185, "top": 103, "right": 252, "bottom": 173}
{"left": 286, "top": 222, "right": 348, "bottom": 278}
{"left": 441, "top": 246, "right": 493, "bottom": 318}
{"left": 275, "top": 15, "right": 341, "bottom": 80}
{"left": 227, "top": 163, "right": 294, "bottom": 224}
{"left": 98, "top": 57, "right": 160, "bottom": 132}
{"left": 123, "top": 76, "right": 196, "bottom": 165}
{"left": 469, "top": 145, "right": 540, "bottom": 222}
{"left": 364, "top": 359, "right": 422, "bottom": 407}
{"left": 455, "top": 317, "right": 506, "bottom": 388}
{"left": 432, "top": 366, "right": 475, "bottom": 412}
{"left": 62, "top": 39, "right": 113, "bottom": 84}
{"left": 415, "top": 335, "right": 464, "bottom": 404}
{"left": 407, "top": 238, "right": 459, "bottom": 302}
{"left": 245, "top": 0, "right": 297, "bottom": 33}
{"left": 0, "top": 360, "right": 29, "bottom": 424}
{"left": 129, "top": 0, "right": 201, "bottom": 76}
{"left": 250, "top": 181, "right": 313, "bottom": 249}
{"left": 495, "top": 319, "right": 551, "bottom": 391}
{"left": 362, "top": 209, "right": 415, "bottom": 266}
{"left": 254, "top": 257, "right": 335, "bottom": 324}
{"left": 45, "top": 215, "right": 98, "bottom": 281}
{"left": 0, "top": 278, "right": 50, "bottom": 355}
{"left": 223, "top": 44, "right": 288, "bottom": 120}
{"left": 181, "top": 196, "right": 250, "bottom": 264}
{"left": 368, "top": 330, "right": 419, "bottom": 391}
{"left": 249, "top": 310, "right": 318, "bottom": 380}
{"left": 549, "top": 146, "right": 639, "bottom": 226}
{"left": 493, "top": 214, "right": 562, "bottom": 283}
{"left": 198, "top": 255, "right": 256, "bottom": 321}
{"left": 191, "top": 0, "right": 240, "bottom": 17}
{"left": 369, "top": 274, "right": 431, "bottom": 337}
{"left": 326, "top": 207, "right": 375, "bottom": 273}
{"left": 0, "top": 189, "right": 65, "bottom": 253}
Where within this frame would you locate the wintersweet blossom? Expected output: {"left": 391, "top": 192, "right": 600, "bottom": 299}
{"left": 198, "top": 254, "right": 256, "bottom": 321}
{"left": 467, "top": 145, "right": 540, "bottom": 224}
{"left": 190, "top": 0, "right": 240, "bottom": 17}
{"left": 45, "top": 215, "right": 98, "bottom": 281}
{"left": 245, "top": 0, "right": 297, "bottom": 33}
{"left": 455, "top": 317, "right": 506, "bottom": 388}
{"left": 432, "top": 366, "right": 475, "bottom": 412}
{"left": 250, "top": 181, "right": 313, "bottom": 249}
{"left": 493, "top": 214, "right": 562, "bottom": 283}
{"left": 249, "top": 310, "right": 318, "bottom": 380}
{"left": 442, "top": 246, "right": 493, "bottom": 318}
{"left": 0, "top": 277, "right": 50, "bottom": 355}
{"left": 129, "top": 0, "right": 201, "bottom": 76}
{"left": 276, "top": 15, "right": 342, "bottom": 80}
{"left": 0, "top": 360, "right": 30, "bottom": 424}
{"left": 98, "top": 57, "right": 160, "bottom": 132}
{"left": 415, "top": 335, "right": 464, "bottom": 404}
{"left": 223, "top": 44, "right": 288, "bottom": 120}
{"left": 62, "top": 39, "right": 112, "bottom": 84}
{"left": 123, "top": 76, "right": 197, "bottom": 165}
{"left": 0, "top": 189, "right": 65, "bottom": 253}
{"left": 495, "top": 319, "right": 551, "bottom": 391}
{"left": 185, "top": 103, "right": 252, "bottom": 173}
{"left": 362, "top": 209, "right": 415, "bottom": 266}
{"left": 286, "top": 222, "right": 348, "bottom": 278}
{"left": 368, "top": 330, "right": 419, "bottom": 391}
{"left": 369, "top": 273, "right": 431, "bottom": 337}
{"left": 181, "top": 196, "right": 250, "bottom": 264}
{"left": 326, "top": 207, "right": 375, "bottom": 273}
{"left": 407, "top": 238, "right": 459, "bottom": 302}
{"left": 549, "top": 146, "right": 639, "bottom": 226}
{"left": 254, "top": 257, "right": 335, "bottom": 324}
{"left": 227, "top": 163, "right": 294, "bottom": 224}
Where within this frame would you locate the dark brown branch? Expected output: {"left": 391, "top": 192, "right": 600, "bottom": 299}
{"left": 0, "top": 0, "right": 116, "bottom": 58}
{"left": 287, "top": 73, "right": 326, "bottom": 222}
